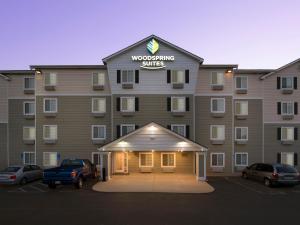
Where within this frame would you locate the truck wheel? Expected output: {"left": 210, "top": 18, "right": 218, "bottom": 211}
{"left": 48, "top": 183, "right": 56, "bottom": 189}
{"left": 264, "top": 178, "right": 272, "bottom": 187}
{"left": 20, "top": 177, "right": 27, "bottom": 185}
{"left": 75, "top": 177, "right": 83, "bottom": 189}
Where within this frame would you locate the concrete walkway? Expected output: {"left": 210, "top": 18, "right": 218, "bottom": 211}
{"left": 93, "top": 173, "right": 214, "bottom": 193}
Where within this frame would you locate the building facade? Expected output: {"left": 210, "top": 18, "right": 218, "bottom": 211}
{"left": 0, "top": 35, "right": 299, "bottom": 178}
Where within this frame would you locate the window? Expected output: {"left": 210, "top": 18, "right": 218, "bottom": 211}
{"left": 24, "top": 77, "right": 35, "bottom": 90}
{"left": 43, "top": 125, "right": 57, "bottom": 140}
{"left": 235, "top": 153, "right": 248, "bottom": 166}
{"left": 121, "top": 124, "right": 135, "bottom": 136}
{"left": 235, "top": 101, "right": 248, "bottom": 116}
{"left": 211, "top": 72, "right": 224, "bottom": 85}
{"left": 281, "top": 77, "right": 293, "bottom": 89}
{"left": 43, "top": 152, "right": 58, "bottom": 167}
{"left": 281, "top": 127, "right": 294, "bottom": 141}
{"left": 121, "top": 97, "right": 135, "bottom": 112}
{"left": 139, "top": 153, "right": 153, "bottom": 167}
{"left": 211, "top": 98, "right": 225, "bottom": 113}
{"left": 171, "top": 70, "right": 185, "bottom": 84}
{"left": 92, "top": 98, "right": 106, "bottom": 113}
{"left": 23, "top": 152, "right": 35, "bottom": 165}
{"left": 23, "top": 127, "right": 35, "bottom": 140}
{"left": 45, "top": 73, "right": 57, "bottom": 86}
{"left": 210, "top": 125, "right": 225, "bottom": 140}
{"left": 92, "top": 72, "right": 105, "bottom": 86}
{"left": 121, "top": 70, "right": 134, "bottom": 83}
{"left": 281, "top": 102, "right": 294, "bottom": 115}
{"left": 161, "top": 153, "right": 176, "bottom": 167}
{"left": 92, "top": 125, "right": 106, "bottom": 140}
{"left": 235, "top": 127, "right": 248, "bottom": 141}
{"left": 92, "top": 152, "right": 101, "bottom": 166}
{"left": 171, "top": 124, "right": 186, "bottom": 137}
{"left": 44, "top": 98, "right": 57, "bottom": 113}
{"left": 211, "top": 153, "right": 225, "bottom": 167}
{"left": 23, "top": 102, "right": 35, "bottom": 115}
{"left": 235, "top": 76, "right": 248, "bottom": 90}
{"left": 171, "top": 97, "right": 186, "bottom": 112}
{"left": 281, "top": 152, "right": 294, "bottom": 166}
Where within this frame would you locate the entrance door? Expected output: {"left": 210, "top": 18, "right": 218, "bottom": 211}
{"left": 115, "top": 152, "right": 125, "bottom": 173}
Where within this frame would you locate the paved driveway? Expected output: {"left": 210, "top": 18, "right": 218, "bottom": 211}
{"left": 93, "top": 173, "right": 214, "bottom": 193}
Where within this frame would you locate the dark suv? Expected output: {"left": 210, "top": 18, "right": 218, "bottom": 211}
{"left": 242, "top": 163, "right": 300, "bottom": 187}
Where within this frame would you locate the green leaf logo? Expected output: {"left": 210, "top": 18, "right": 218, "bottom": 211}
{"left": 147, "top": 39, "right": 159, "bottom": 55}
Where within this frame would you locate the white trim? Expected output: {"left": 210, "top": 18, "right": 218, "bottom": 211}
{"left": 23, "top": 77, "right": 35, "bottom": 91}
{"left": 43, "top": 98, "right": 58, "bottom": 113}
{"left": 91, "top": 125, "right": 106, "bottom": 140}
{"left": 23, "top": 126, "right": 36, "bottom": 140}
{"left": 120, "top": 124, "right": 135, "bottom": 136}
{"left": 235, "top": 76, "right": 248, "bottom": 90}
{"left": 210, "top": 125, "right": 225, "bottom": 141}
{"left": 120, "top": 96, "right": 136, "bottom": 112}
{"left": 43, "top": 152, "right": 58, "bottom": 167}
{"left": 44, "top": 72, "right": 57, "bottom": 86}
{"left": 23, "top": 151, "right": 35, "bottom": 165}
{"left": 234, "top": 152, "right": 248, "bottom": 166}
{"left": 171, "top": 96, "right": 186, "bottom": 112}
{"left": 281, "top": 101, "right": 294, "bottom": 116}
{"left": 210, "top": 71, "right": 224, "bottom": 86}
{"left": 139, "top": 152, "right": 154, "bottom": 167}
{"left": 210, "top": 152, "right": 225, "bottom": 167}
{"left": 161, "top": 152, "right": 176, "bottom": 168}
{"left": 171, "top": 124, "right": 186, "bottom": 137}
{"left": 43, "top": 125, "right": 58, "bottom": 140}
{"left": 23, "top": 101, "right": 35, "bottom": 116}
{"left": 235, "top": 101, "right": 248, "bottom": 116}
{"left": 92, "top": 97, "right": 106, "bottom": 113}
{"left": 281, "top": 127, "right": 294, "bottom": 141}
{"left": 280, "top": 76, "right": 294, "bottom": 89}
{"left": 235, "top": 127, "right": 248, "bottom": 141}
{"left": 210, "top": 98, "right": 225, "bottom": 113}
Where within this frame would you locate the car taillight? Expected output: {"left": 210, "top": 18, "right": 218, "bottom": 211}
{"left": 272, "top": 172, "right": 279, "bottom": 179}
{"left": 10, "top": 175, "right": 16, "bottom": 180}
{"left": 71, "top": 171, "right": 77, "bottom": 178}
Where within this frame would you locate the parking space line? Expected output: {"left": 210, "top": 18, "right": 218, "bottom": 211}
{"left": 29, "top": 185, "right": 46, "bottom": 192}
{"left": 224, "top": 177, "right": 264, "bottom": 194}
{"left": 18, "top": 187, "right": 26, "bottom": 192}
{"left": 37, "top": 183, "right": 47, "bottom": 187}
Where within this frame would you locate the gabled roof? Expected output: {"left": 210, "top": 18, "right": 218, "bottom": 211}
{"left": 30, "top": 65, "right": 107, "bottom": 70}
{"left": 102, "top": 34, "right": 204, "bottom": 64}
{"left": 260, "top": 58, "right": 300, "bottom": 80}
{"left": 98, "top": 122, "right": 208, "bottom": 152}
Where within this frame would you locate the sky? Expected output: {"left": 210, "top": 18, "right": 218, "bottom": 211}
{"left": 0, "top": 0, "right": 299, "bottom": 70}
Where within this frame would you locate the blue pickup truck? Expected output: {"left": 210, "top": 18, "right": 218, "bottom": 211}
{"left": 43, "top": 159, "right": 97, "bottom": 189}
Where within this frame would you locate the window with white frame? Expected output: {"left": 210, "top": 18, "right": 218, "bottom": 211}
{"left": 92, "top": 152, "right": 101, "bottom": 166}
{"left": 211, "top": 98, "right": 225, "bottom": 113}
{"left": 235, "top": 101, "right": 248, "bottom": 116}
{"left": 43, "top": 152, "right": 58, "bottom": 167}
{"left": 171, "top": 70, "right": 185, "bottom": 84}
{"left": 92, "top": 98, "right": 106, "bottom": 113}
{"left": 235, "top": 153, "right": 248, "bottom": 166}
{"left": 121, "top": 70, "right": 134, "bottom": 83}
{"left": 92, "top": 72, "right": 105, "bottom": 86}
{"left": 235, "top": 127, "right": 248, "bottom": 141}
{"left": 45, "top": 73, "right": 57, "bottom": 86}
{"left": 92, "top": 125, "right": 106, "bottom": 140}
{"left": 210, "top": 125, "right": 225, "bottom": 140}
{"left": 121, "top": 97, "right": 135, "bottom": 112}
{"left": 43, "top": 125, "right": 57, "bottom": 140}
{"left": 281, "top": 152, "right": 294, "bottom": 166}
{"left": 281, "top": 127, "right": 294, "bottom": 141}
{"left": 139, "top": 152, "right": 153, "bottom": 167}
{"left": 23, "top": 152, "right": 35, "bottom": 165}
{"left": 281, "top": 102, "right": 294, "bottom": 115}
{"left": 24, "top": 77, "right": 35, "bottom": 90}
{"left": 44, "top": 98, "right": 57, "bottom": 113}
{"left": 171, "top": 97, "right": 185, "bottom": 112}
{"left": 171, "top": 124, "right": 186, "bottom": 137}
{"left": 23, "top": 127, "right": 35, "bottom": 140}
{"left": 24, "top": 102, "right": 35, "bottom": 115}
{"left": 211, "top": 72, "right": 224, "bottom": 85}
{"left": 211, "top": 153, "right": 225, "bottom": 167}
{"left": 281, "top": 77, "right": 293, "bottom": 89}
{"left": 235, "top": 76, "right": 248, "bottom": 90}
{"left": 121, "top": 124, "right": 135, "bottom": 136}
{"left": 161, "top": 153, "right": 176, "bottom": 167}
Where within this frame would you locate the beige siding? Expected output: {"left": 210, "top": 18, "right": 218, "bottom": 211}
{"left": 0, "top": 123, "right": 7, "bottom": 169}
{"left": 0, "top": 79, "right": 8, "bottom": 122}
{"left": 233, "top": 74, "right": 263, "bottom": 98}
{"left": 35, "top": 69, "right": 111, "bottom": 95}
{"left": 8, "top": 75, "right": 35, "bottom": 98}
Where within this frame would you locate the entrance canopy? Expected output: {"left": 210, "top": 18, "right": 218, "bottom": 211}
{"left": 98, "top": 122, "right": 207, "bottom": 152}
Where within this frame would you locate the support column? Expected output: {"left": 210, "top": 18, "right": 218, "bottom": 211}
{"left": 196, "top": 152, "right": 207, "bottom": 181}
{"left": 100, "top": 152, "right": 111, "bottom": 181}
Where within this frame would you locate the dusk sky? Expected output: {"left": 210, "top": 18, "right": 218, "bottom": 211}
{"left": 0, "top": 0, "right": 299, "bottom": 70}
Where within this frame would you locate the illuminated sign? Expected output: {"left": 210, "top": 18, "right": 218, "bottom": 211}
{"left": 131, "top": 39, "right": 175, "bottom": 70}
